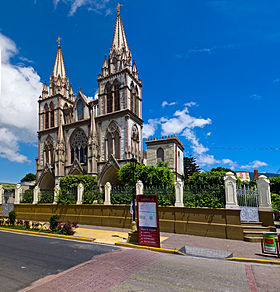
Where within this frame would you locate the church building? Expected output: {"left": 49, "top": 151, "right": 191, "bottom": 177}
{"left": 36, "top": 7, "right": 183, "bottom": 190}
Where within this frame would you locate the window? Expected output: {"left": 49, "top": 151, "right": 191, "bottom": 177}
{"left": 50, "top": 102, "right": 55, "bottom": 127}
{"left": 131, "top": 124, "right": 139, "bottom": 157}
{"left": 114, "top": 80, "right": 120, "bottom": 111}
{"left": 70, "top": 129, "right": 88, "bottom": 164}
{"left": 105, "top": 121, "right": 121, "bottom": 159}
{"left": 157, "top": 148, "right": 164, "bottom": 162}
{"left": 106, "top": 83, "right": 112, "bottom": 113}
{"left": 44, "top": 136, "right": 54, "bottom": 165}
{"left": 77, "top": 100, "right": 84, "bottom": 121}
{"left": 44, "top": 104, "right": 49, "bottom": 129}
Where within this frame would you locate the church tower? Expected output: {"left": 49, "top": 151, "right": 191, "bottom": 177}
{"left": 97, "top": 5, "right": 143, "bottom": 182}
{"left": 37, "top": 38, "right": 74, "bottom": 188}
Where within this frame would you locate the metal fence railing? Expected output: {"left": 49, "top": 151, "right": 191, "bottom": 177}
{"left": 38, "top": 190, "right": 54, "bottom": 203}
{"left": 111, "top": 186, "right": 132, "bottom": 205}
{"left": 237, "top": 185, "right": 259, "bottom": 207}
{"left": 143, "top": 185, "right": 175, "bottom": 206}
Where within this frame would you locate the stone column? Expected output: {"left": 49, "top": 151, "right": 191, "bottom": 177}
{"left": 0, "top": 185, "right": 3, "bottom": 204}
{"left": 136, "top": 180, "right": 143, "bottom": 196}
{"left": 104, "top": 182, "right": 111, "bottom": 205}
{"left": 14, "top": 184, "right": 22, "bottom": 204}
{"left": 33, "top": 186, "right": 40, "bottom": 204}
{"left": 77, "top": 183, "right": 84, "bottom": 205}
{"left": 53, "top": 184, "right": 60, "bottom": 204}
{"left": 175, "top": 181, "right": 184, "bottom": 207}
{"left": 257, "top": 175, "right": 272, "bottom": 211}
{"left": 224, "top": 172, "right": 239, "bottom": 209}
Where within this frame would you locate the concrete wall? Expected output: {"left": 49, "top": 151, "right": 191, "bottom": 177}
{"left": 11, "top": 204, "right": 248, "bottom": 240}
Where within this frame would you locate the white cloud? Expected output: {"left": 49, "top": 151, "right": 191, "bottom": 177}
{"left": 206, "top": 132, "right": 211, "bottom": 137}
{"left": 0, "top": 33, "right": 43, "bottom": 163}
{"left": 250, "top": 93, "right": 262, "bottom": 101}
{"left": 143, "top": 119, "right": 160, "bottom": 139}
{"left": 240, "top": 160, "right": 268, "bottom": 170}
{"left": 54, "top": 0, "right": 111, "bottom": 16}
{"left": 162, "top": 101, "right": 176, "bottom": 107}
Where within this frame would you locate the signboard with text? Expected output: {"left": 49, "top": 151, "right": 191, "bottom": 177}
{"left": 137, "top": 194, "right": 160, "bottom": 248}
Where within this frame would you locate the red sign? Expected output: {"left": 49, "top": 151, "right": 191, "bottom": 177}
{"left": 137, "top": 194, "right": 160, "bottom": 248}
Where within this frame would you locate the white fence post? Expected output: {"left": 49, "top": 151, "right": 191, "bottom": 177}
{"left": 257, "top": 175, "right": 272, "bottom": 211}
{"left": 104, "top": 182, "right": 111, "bottom": 205}
{"left": 175, "top": 181, "right": 184, "bottom": 207}
{"left": 14, "top": 184, "right": 22, "bottom": 204}
{"left": 136, "top": 180, "right": 144, "bottom": 195}
{"left": 0, "top": 185, "right": 3, "bottom": 204}
{"left": 53, "top": 184, "right": 60, "bottom": 204}
{"left": 77, "top": 183, "right": 84, "bottom": 205}
{"left": 224, "top": 172, "right": 239, "bottom": 209}
{"left": 33, "top": 186, "right": 40, "bottom": 204}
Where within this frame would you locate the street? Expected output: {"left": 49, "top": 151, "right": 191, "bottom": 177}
{"left": 0, "top": 230, "right": 279, "bottom": 291}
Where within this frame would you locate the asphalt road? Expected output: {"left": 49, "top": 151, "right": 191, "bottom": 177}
{"left": 0, "top": 230, "right": 119, "bottom": 292}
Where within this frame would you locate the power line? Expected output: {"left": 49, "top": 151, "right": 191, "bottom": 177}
{"left": 210, "top": 147, "right": 280, "bottom": 151}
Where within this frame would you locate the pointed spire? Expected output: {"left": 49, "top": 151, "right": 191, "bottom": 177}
{"left": 111, "top": 5, "right": 129, "bottom": 53}
{"left": 102, "top": 55, "right": 108, "bottom": 68}
{"left": 90, "top": 108, "right": 97, "bottom": 138}
{"left": 52, "top": 37, "right": 67, "bottom": 80}
{"left": 43, "top": 81, "right": 48, "bottom": 92}
{"left": 69, "top": 84, "right": 74, "bottom": 101}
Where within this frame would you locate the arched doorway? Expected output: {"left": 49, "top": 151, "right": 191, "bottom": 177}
{"left": 39, "top": 172, "right": 55, "bottom": 190}
{"left": 99, "top": 165, "right": 120, "bottom": 187}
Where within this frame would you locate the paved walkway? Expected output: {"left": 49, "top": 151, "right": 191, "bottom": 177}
{"left": 75, "top": 224, "right": 280, "bottom": 261}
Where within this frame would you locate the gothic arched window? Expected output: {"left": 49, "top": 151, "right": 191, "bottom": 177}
{"left": 114, "top": 79, "right": 120, "bottom": 111}
{"left": 77, "top": 100, "right": 84, "bottom": 121}
{"left": 130, "top": 84, "right": 134, "bottom": 113}
{"left": 105, "top": 121, "right": 121, "bottom": 160}
{"left": 50, "top": 102, "right": 55, "bottom": 128}
{"left": 44, "top": 103, "right": 49, "bottom": 129}
{"left": 106, "top": 82, "right": 113, "bottom": 113}
{"left": 157, "top": 148, "right": 164, "bottom": 162}
{"left": 70, "top": 129, "right": 88, "bottom": 164}
{"left": 135, "top": 87, "right": 139, "bottom": 116}
{"left": 44, "top": 136, "right": 54, "bottom": 165}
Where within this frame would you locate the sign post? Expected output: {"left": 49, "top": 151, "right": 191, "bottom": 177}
{"left": 137, "top": 194, "right": 160, "bottom": 248}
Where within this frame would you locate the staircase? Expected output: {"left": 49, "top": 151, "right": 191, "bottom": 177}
{"left": 242, "top": 222, "right": 276, "bottom": 242}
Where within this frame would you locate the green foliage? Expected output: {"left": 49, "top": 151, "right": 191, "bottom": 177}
{"left": 210, "top": 167, "right": 234, "bottom": 174}
{"left": 39, "top": 191, "right": 54, "bottom": 203}
{"left": 8, "top": 210, "right": 17, "bottom": 225}
{"left": 118, "top": 163, "right": 174, "bottom": 187}
{"left": 184, "top": 171, "right": 226, "bottom": 208}
{"left": 83, "top": 190, "right": 104, "bottom": 204}
{"left": 58, "top": 175, "right": 98, "bottom": 204}
{"left": 271, "top": 193, "right": 280, "bottom": 212}
{"left": 269, "top": 177, "right": 280, "bottom": 195}
{"left": 20, "top": 173, "right": 36, "bottom": 182}
{"left": 143, "top": 185, "right": 175, "bottom": 206}
{"left": 111, "top": 191, "right": 132, "bottom": 205}
{"left": 49, "top": 214, "right": 60, "bottom": 231}
{"left": 21, "top": 189, "right": 33, "bottom": 203}
{"left": 184, "top": 156, "right": 201, "bottom": 182}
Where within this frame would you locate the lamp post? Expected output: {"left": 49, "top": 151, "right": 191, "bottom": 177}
{"left": 130, "top": 157, "right": 137, "bottom": 222}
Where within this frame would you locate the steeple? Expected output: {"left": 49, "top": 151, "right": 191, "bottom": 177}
{"left": 110, "top": 4, "right": 129, "bottom": 55}
{"left": 52, "top": 37, "right": 66, "bottom": 80}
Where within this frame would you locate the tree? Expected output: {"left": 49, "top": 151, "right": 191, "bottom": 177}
{"left": 184, "top": 156, "right": 201, "bottom": 182}
{"left": 20, "top": 173, "right": 36, "bottom": 182}
{"left": 118, "top": 163, "right": 174, "bottom": 187}
{"left": 210, "top": 167, "right": 234, "bottom": 174}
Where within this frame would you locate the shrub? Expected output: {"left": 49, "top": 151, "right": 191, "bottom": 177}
{"left": 272, "top": 193, "right": 280, "bottom": 212}
{"left": 49, "top": 214, "right": 60, "bottom": 231}
{"left": 57, "top": 221, "right": 77, "bottom": 235}
{"left": 39, "top": 191, "right": 54, "bottom": 203}
{"left": 17, "top": 219, "right": 23, "bottom": 226}
{"left": 21, "top": 190, "right": 33, "bottom": 203}
{"left": 269, "top": 177, "right": 280, "bottom": 195}
{"left": 8, "top": 210, "right": 17, "bottom": 225}
{"left": 20, "top": 173, "right": 36, "bottom": 182}
{"left": 24, "top": 220, "right": 30, "bottom": 229}
{"left": 83, "top": 190, "right": 104, "bottom": 204}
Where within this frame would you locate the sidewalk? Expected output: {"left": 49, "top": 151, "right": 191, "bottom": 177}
{"left": 75, "top": 224, "right": 280, "bottom": 261}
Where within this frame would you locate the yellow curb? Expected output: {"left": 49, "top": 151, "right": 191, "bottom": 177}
{"left": 227, "top": 257, "right": 280, "bottom": 265}
{"left": 115, "top": 242, "right": 185, "bottom": 255}
{"left": 0, "top": 227, "right": 94, "bottom": 242}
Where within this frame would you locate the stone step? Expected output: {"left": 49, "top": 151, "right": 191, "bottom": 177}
{"left": 242, "top": 226, "right": 271, "bottom": 232}
{"left": 244, "top": 236, "right": 262, "bottom": 242}
{"left": 243, "top": 231, "right": 277, "bottom": 237}
{"left": 241, "top": 222, "right": 263, "bottom": 226}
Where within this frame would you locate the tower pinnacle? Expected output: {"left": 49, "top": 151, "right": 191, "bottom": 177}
{"left": 52, "top": 38, "right": 66, "bottom": 80}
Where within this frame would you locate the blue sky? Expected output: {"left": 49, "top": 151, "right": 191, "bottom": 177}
{"left": 1, "top": 0, "right": 280, "bottom": 183}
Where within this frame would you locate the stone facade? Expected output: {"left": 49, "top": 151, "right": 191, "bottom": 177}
{"left": 36, "top": 9, "right": 184, "bottom": 189}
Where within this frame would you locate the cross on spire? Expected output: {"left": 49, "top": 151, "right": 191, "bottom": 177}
{"left": 57, "top": 36, "right": 62, "bottom": 47}
{"left": 115, "top": 2, "right": 122, "bottom": 14}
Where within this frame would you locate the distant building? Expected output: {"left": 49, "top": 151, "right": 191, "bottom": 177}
{"left": 236, "top": 172, "right": 250, "bottom": 182}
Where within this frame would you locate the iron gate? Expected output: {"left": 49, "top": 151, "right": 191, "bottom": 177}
{"left": 237, "top": 185, "right": 259, "bottom": 222}
{"left": 1, "top": 188, "right": 15, "bottom": 216}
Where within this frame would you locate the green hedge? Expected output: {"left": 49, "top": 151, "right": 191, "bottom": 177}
{"left": 21, "top": 190, "right": 33, "bottom": 203}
